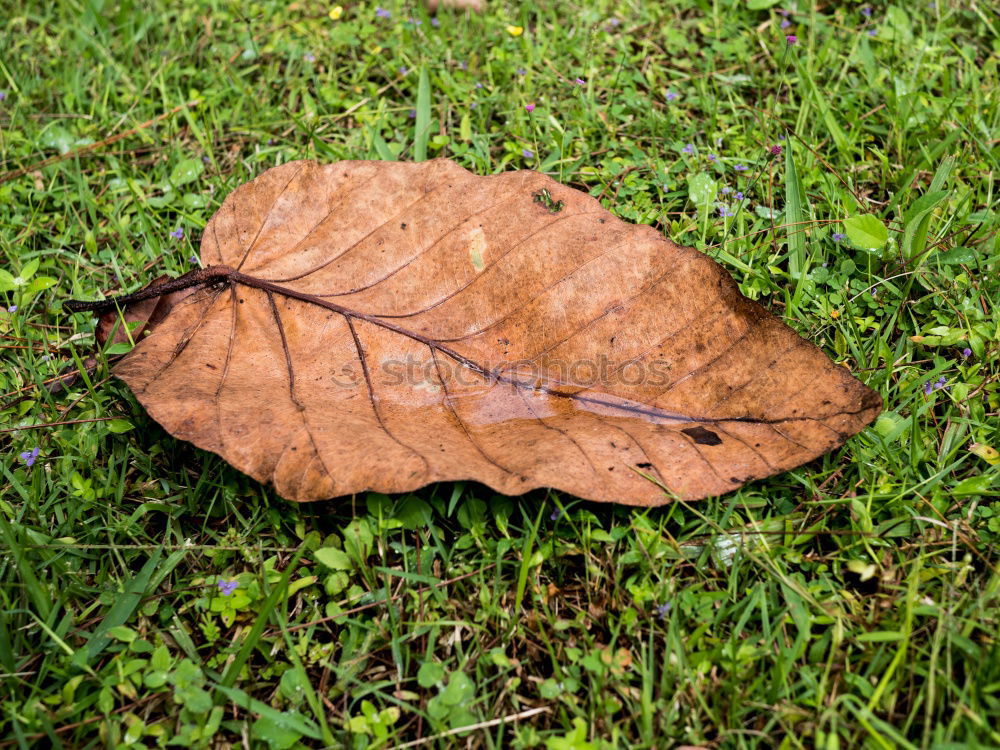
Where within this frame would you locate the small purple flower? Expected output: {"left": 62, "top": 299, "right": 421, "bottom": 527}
{"left": 399, "top": 66, "right": 408, "bottom": 75}
{"left": 574, "top": 78, "right": 585, "bottom": 85}
{"left": 682, "top": 143, "right": 694, "bottom": 155}
{"left": 408, "top": 17, "right": 421, "bottom": 26}
{"left": 218, "top": 580, "right": 239, "bottom": 596}
{"left": 923, "top": 376, "right": 948, "bottom": 395}
{"left": 832, "top": 233, "right": 846, "bottom": 242}
{"left": 375, "top": 6, "right": 390, "bottom": 19}
{"left": 475, "top": 82, "right": 483, "bottom": 89}
{"left": 522, "top": 149, "right": 534, "bottom": 159}
{"left": 303, "top": 52, "right": 315, "bottom": 63}
{"left": 170, "top": 228, "right": 184, "bottom": 240}
{"left": 867, "top": 29, "right": 877, "bottom": 37}
{"left": 0, "top": 91, "right": 7, "bottom": 101}
{"left": 780, "top": 18, "right": 791, "bottom": 29}
{"left": 656, "top": 603, "right": 671, "bottom": 620}
{"left": 721, "top": 186, "right": 731, "bottom": 194}
{"left": 607, "top": 18, "right": 621, "bottom": 29}
{"left": 708, "top": 153, "right": 717, "bottom": 162}
{"left": 189, "top": 255, "right": 198, "bottom": 264}
{"left": 458, "top": 61, "right": 468, "bottom": 71}
{"left": 516, "top": 67, "right": 526, "bottom": 76}
{"left": 718, "top": 205, "right": 734, "bottom": 218}
{"left": 734, "top": 164, "right": 748, "bottom": 171}
{"left": 770, "top": 144, "right": 783, "bottom": 156}
{"left": 665, "top": 90, "right": 679, "bottom": 101}
{"left": 524, "top": 103, "right": 535, "bottom": 113}
{"left": 430, "top": 17, "right": 440, "bottom": 27}
{"left": 961, "top": 347, "right": 972, "bottom": 358}
{"left": 778, "top": 133, "right": 786, "bottom": 140}
{"left": 20, "top": 447, "right": 39, "bottom": 467}
{"left": 7, "top": 305, "right": 16, "bottom": 313}
{"left": 408, "top": 108, "right": 416, "bottom": 119}
{"left": 735, "top": 191, "right": 744, "bottom": 201}
{"left": 861, "top": 6, "right": 872, "bottom": 17}
{"left": 786, "top": 34, "right": 797, "bottom": 45}
{"left": 550, "top": 508, "right": 563, "bottom": 521}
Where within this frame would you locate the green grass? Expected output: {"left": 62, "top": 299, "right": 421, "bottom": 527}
{"left": 2, "top": 1, "right": 999, "bottom": 747}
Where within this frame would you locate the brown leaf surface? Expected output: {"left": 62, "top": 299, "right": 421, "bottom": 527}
{"left": 93, "top": 159, "right": 880, "bottom": 505}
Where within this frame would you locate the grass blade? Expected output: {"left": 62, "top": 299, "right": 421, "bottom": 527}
{"left": 413, "top": 65, "right": 431, "bottom": 162}
{"left": 785, "top": 144, "right": 806, "bottom": 279}
{"left": 220, "top": 535, "right": 314, "bottom": 688}
{"left": 0, "top": 503, "right": 52, "bottom": 621}
{"left": 81, "top": 548, "right": 163, "bottom": 664}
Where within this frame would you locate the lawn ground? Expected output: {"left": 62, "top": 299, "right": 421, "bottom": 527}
{"left": 1, "top": 1, "right": 998, "bottom": 747}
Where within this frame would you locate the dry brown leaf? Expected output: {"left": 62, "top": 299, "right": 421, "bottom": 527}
{"left": 66, "top": 159, "right": 880, "bottom": 505}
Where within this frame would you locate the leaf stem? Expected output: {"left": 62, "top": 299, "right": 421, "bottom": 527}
{"left": 63, "top": 266, "right": 232, "bottom": 313}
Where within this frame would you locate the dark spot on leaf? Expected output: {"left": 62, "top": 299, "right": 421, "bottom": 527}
{"left": 682, "top": 426, "right": 722, "bottom": 446}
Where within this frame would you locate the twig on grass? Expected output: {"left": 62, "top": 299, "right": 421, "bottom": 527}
{"left": 0, "top": 101, "right": 199, "bottom": 185}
